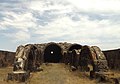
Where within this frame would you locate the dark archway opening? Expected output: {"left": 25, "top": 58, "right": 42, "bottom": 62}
{"left": 68, "top": 44, "right": 82, "bottom": 51}
{"left": 44, "top": 44, "right": 62, "bottom": 63}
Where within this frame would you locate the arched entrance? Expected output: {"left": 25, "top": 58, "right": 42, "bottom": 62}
{"left": 68, "top": 44, "right": 82, "bottom": 51}
{"left": 24, "top": 44, "right": 38, "bottom": 71}
{"left": 67, "top": 44, "right": 82, "bottom": 67}
{"left": 44, "top": 43, "right": 62, "bottom": 63}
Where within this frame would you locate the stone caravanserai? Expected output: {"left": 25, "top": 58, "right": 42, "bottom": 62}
{"left": 7, "top": 42, "right": 120, "bottom": 83}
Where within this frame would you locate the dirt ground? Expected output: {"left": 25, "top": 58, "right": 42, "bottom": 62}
{"left": 0, "top": 63, "right": 120, "bottom": 84}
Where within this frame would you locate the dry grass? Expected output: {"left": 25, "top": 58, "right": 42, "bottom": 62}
{"left": 0, "top": 64, "right": 120, "bottom": 84}
{"left": 0, "top": 67, "right": 16, "bottom": 84}
{"left": 28, "top": 63, "right": 96, "bottom": 84}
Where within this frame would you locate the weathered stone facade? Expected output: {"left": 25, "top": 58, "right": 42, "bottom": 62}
{"left": 103, "top": 49, "right": 120, "bottom": 70}
{"left": 0, "top": 42, "right": 120, "bottom": 72}
{"left": 6, "top": 42, "right": 120, "bottom": 83}
{"left": 14, "top": 42, "right": 109, "bottom": 73}
{"left": 0, "top": 50, "right": 15, "bottom": 67}
{"left": 13, "top": 42, "right": 81, "bottom": 70}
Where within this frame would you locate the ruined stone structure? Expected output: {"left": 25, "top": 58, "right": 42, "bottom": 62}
{"left": 0, "top": 42, "right": 119, "bottom": 71}
{"left": 13, "top": 42, "right": 109, "bottom": 73}
{"left": 13, "top": 42, "right": 78, "bottom": 71}
{"left": 7, "top": 42, "right": 120, "bottom": 83}
{"left": 103, "top": 49, "right": 120, "bottom": 70}
{"left": 8, "top": 42, "right": 84, "bottom": 82}
{"left": 14, "top": 42, "right": 82, "bottom": 65}
{"left": 0, "top": 50, "right": 15, "bottom": 67}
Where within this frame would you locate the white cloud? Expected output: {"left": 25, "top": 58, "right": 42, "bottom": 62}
{"left": 35, "top": 16, "right": 77, "bottom": 38}
{"left": 0, "top": 12, "right": 37, "bottom": 31}
{"left": 14, "top": 31, "right": 30, "bottom": 42}
{"left": 67, "top": 0, "right": 120, "bottom": 13}
{"left": 28, "top": 1, "right": 45, "bottom": 12}
{"left": 0, "top": 0, "right": 120, "bottom": 51}
{"left": 28, "top": 0, "right": 74, "bottom": 15}
{"left": 34, "top": 13, "right": 120, "bottom": 50}
{"left": 4, "top": 31, "right": 30, "bottom": 42}
{"left": 0, "top": 11, "right": 37, "bottom": 42}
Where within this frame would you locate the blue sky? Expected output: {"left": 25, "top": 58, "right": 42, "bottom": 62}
{"left": 0, "top": 0, "right": 120, "bottom": 51}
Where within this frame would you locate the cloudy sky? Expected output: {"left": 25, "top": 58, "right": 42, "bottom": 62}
{"left": 0, "top": 0, "right": 120, "bottom": 51}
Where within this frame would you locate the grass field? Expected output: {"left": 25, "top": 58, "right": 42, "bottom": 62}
{"left": 0, "top": 63, "right": 120, "bottom": 84}
{"left": 29, "top": 63, "right": 96, "bottom": 84}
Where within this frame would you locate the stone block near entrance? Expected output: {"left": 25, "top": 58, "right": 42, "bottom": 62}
{"left": 7, "top": 70, "right": 30, "bottom": 82}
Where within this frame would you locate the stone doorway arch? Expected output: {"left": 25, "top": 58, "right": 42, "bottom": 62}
{"left": 44, "top": 43, "right": 62, "bottom": 63}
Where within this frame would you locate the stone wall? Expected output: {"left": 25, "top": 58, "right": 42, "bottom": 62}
{"left": 35, "top": 42, "right": 72, "bottom": 52}
{"left": 103, "top": 49, "right": 120, "bottom": 70}
{"left": 1, "top": 42, "right": 119, "bottom": 71}
{"left": 0, "top": 50, "right": 15, "bottom": 67}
